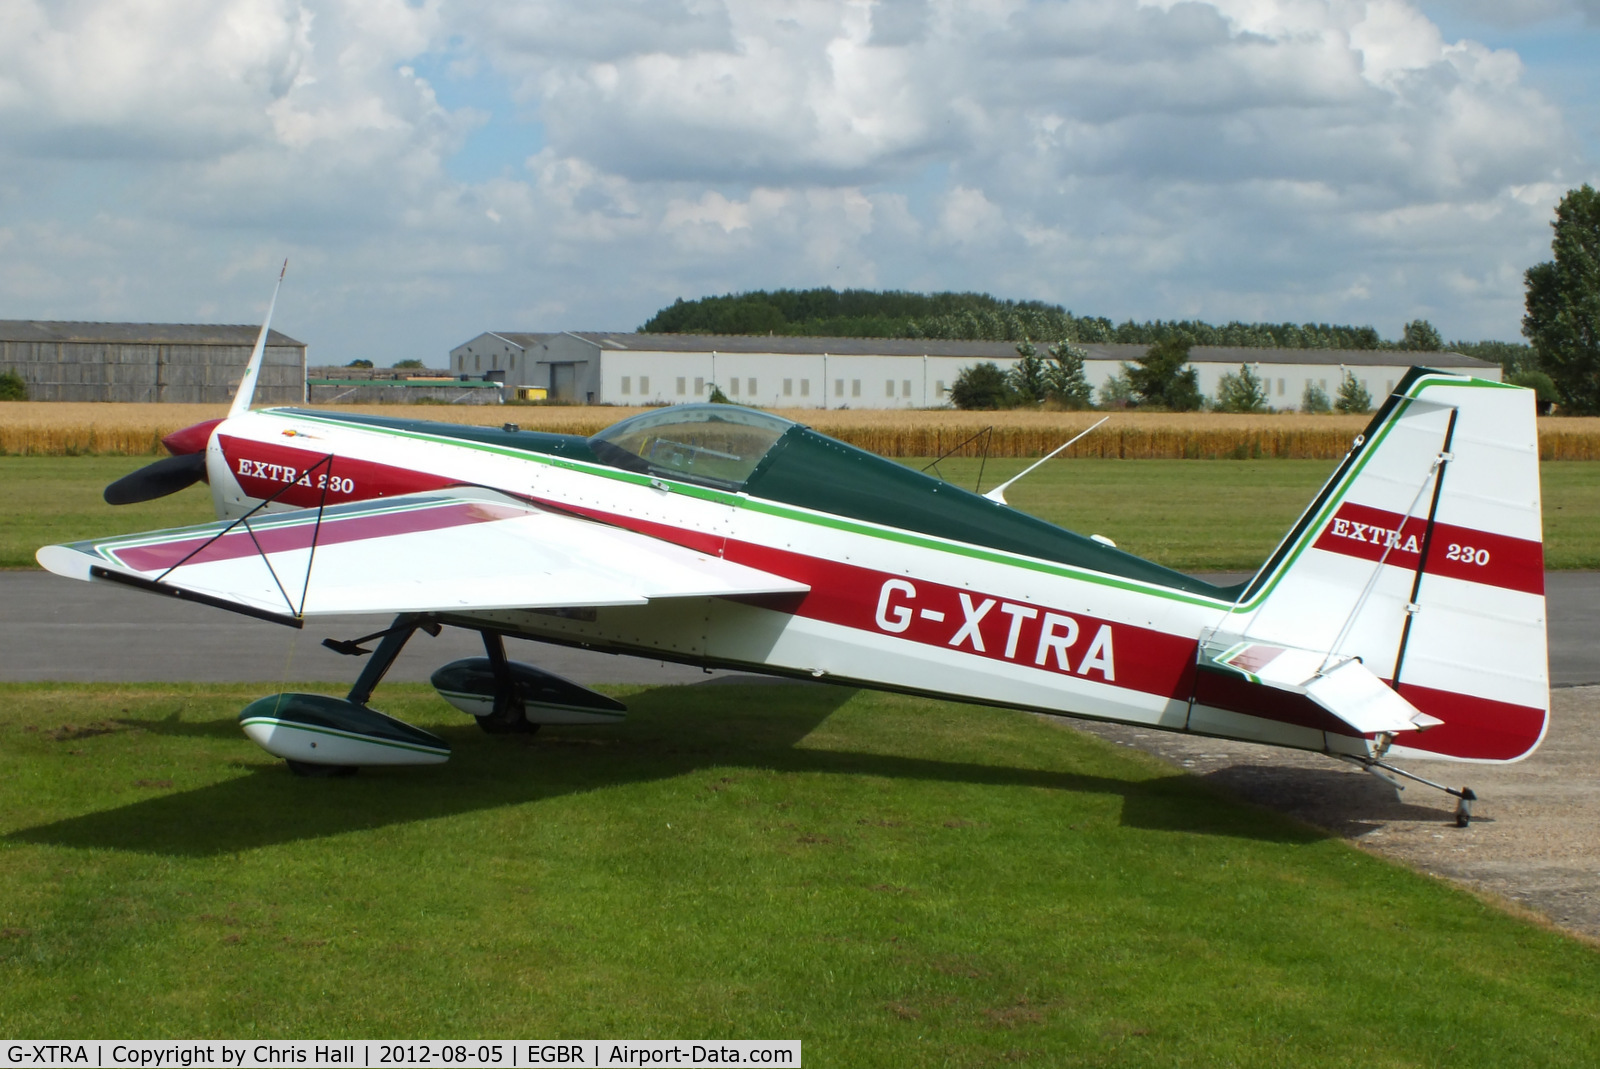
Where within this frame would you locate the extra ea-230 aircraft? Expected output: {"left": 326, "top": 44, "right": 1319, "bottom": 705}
{"left": 39, "top": 273, "right": 1547, "bottom": 822}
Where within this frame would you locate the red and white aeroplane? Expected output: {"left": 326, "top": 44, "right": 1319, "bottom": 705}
{"left": 39, "top": 274, "right": 1547, "bottom": 820}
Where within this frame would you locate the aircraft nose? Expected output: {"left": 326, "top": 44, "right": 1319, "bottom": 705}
{"left": 161, "top": 418, "right": 223, "bottom": 456}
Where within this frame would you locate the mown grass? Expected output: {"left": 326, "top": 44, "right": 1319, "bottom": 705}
{"left": 6, "top": 456, "right": 1597, "bottom": 572}
{"left": 2, "top": 682, "right": 1597, "bottom": 1060}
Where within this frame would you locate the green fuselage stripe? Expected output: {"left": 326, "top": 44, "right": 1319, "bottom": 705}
{"left": 240, "top": 716, "right": 449, "bottom": 756}
{"left": 260, "top": 372, "right": 1484, "bottom": 615}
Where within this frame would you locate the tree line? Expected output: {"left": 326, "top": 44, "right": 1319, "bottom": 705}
{"left": 643, "top": 182, "right": 1598, "bottom": 413}
{"left": 949, "top": 337, "right": 1374, "bottom": 414}
{"left": 642, "top": 289, "right": 1449, "bottom": 352}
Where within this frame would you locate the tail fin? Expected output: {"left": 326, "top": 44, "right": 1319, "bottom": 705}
{"left": 1210, "top": 368, "right": 1547, "bottom": 762}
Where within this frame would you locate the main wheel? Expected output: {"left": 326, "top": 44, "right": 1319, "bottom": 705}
{"left": 474, "top": 688, "right": 539, "bottom": 734}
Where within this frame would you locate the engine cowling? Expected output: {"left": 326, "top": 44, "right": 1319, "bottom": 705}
{"left": 430, "top": 658, "right": 626, "bottom": 725}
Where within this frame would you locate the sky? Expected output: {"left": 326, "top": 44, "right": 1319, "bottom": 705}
{"left": 1, "top": 0, "right": 1597, "bottom": 366}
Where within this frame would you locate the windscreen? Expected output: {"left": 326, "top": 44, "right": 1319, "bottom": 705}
{"left": 587, "top": 405, "right": 795, "bottom": 490}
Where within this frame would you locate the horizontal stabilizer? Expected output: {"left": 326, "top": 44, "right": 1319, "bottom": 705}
{"left": 1207, "top": 637, "right": 1443, "bottom": 737}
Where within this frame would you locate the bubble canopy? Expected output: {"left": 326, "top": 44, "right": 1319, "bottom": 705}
{"left": 587, "top": 405, "right": 797, "bottom": 491}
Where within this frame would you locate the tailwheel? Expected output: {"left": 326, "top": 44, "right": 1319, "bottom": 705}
{"left": 1341, "top": 754, "right": 1477, "bottom": 826}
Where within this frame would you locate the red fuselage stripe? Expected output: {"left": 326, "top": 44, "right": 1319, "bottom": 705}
{"left": 113, "top": 501, "right": 525, "bottom": 572}
{"left": 213, "top": 428, "right": 1545, "bottom": 760}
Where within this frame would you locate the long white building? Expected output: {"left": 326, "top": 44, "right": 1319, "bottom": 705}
{"left": 448, "top": 332, "right": 1500, "bottom": 410}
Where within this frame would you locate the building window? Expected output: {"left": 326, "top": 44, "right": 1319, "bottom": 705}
{"left": 1386, "top": 380, "right": 1394, "bottom": 393}
{"left": 474, "top": 354, "right": 481, "bottom": 371}
{"left": 1277, "top": 378, "right": 1286, "bottom": 396}
{"left": 747, "top": 377, "right": 756, "bottom": 396}
{"left": 936, "top": 380, "right": 947, "bottom": 395}
{"left": 903, "top": 380, "right": 911, "bottom": 398}
{"left": 510, "top": 353, "right": 517, "bottom": 369}
{"left": 783, "top": 378, "right": 793, "bottom": 396}
{"left": 640, "top": 376, "right": 649, "bottom": 394}
{"left": 695, "top": 377, "right": 705, "bottom": 396}
{"left": 852, "top": 379, "right": 861, "bottom": 397}
{"left": 885, "top": 379, "right": 895, "bottom": 397}
{"left": 621, "top": 376, "right": 631, "bottom": 395}
{"left": 834, "top": 379, "right": 844, "bottom": 397}
{"left": 677, "top": 376, "right": 686, "bottom": 396}
{"left": 729, "top": 377, "right": 740, "bottom": 396}
{"left": 800, "top": 379, "right": 810, "bottom": 397}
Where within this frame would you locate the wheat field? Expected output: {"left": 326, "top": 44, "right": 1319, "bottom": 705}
{"left": 3, "top": 401, "right": 1597, "bottom": 460}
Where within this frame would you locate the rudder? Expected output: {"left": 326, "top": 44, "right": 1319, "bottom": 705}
{"left": 1217, "top": 368, "right": 1547, "bottom": 762}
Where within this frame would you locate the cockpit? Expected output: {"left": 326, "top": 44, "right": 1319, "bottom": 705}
{"left": 585, "top": 403, "right": 1233, "bottom": 598}
{"left": 587, "top": 405, "right": 796, "bottom": 491}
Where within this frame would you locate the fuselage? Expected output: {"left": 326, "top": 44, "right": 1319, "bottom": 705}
{"left": 188, "top": 395, "right": 1546, "bottom": 767}
{"left": 196, "top": 405, "right": 1363, "bottom": 756}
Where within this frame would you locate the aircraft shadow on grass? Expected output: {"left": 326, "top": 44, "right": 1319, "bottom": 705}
{"left": 9, "top": 682, "right": 1324, "bottom": 857}
{"left": 1196, "top": 764, "right": 1479, "bottom": 836}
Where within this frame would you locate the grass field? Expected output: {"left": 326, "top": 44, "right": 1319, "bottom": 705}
{"left": 2, "top": 681, "right": 1598, "bottom": 1059}
{"left": 5, "top": 455, "right": 1599, "bottom": 572}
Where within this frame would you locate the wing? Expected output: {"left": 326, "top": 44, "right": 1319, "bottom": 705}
{"left": 37, "top": 488, "right": 808, "bottom": 624}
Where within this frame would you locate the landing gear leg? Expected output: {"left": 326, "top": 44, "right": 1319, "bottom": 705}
{"left": 474, "top": 631, "right": 536, "bottom": 735}
{"left": 345, "top": 613, "right": 432, "bottom": 707}
{"left": 1340, "top": 755, "right": 1477, "bottom": 827}
{"left": 284, "top": 613, "right": 434, "bottom": 777}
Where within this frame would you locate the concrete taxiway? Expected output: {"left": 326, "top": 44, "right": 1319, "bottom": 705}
{"left": 2, "top": 569, "right": 1596, "bottom": 685}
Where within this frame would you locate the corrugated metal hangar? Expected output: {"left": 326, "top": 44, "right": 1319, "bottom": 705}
{"left": 449, "top": 331, "right": 1501, "bottom": 411}
{"left": 0, "top": 321, "right": 306, "bottom": 404}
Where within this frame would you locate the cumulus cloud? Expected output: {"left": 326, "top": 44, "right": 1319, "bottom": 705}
{"left": 0, "top": 0, "right": 1592, "bottom": 360}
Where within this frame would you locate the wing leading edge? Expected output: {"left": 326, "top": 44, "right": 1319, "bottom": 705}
{"left": 37, "top": 489, "right": 809, "bottom": 622}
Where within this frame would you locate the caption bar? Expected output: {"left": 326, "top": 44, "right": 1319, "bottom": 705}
{"left": 3, "top": 1043, "right": 800, "bottom": 1069}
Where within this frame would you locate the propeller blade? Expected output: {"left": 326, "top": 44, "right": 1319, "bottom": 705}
{"left": 104, "top": 452, "right": 207, "bottom": 505}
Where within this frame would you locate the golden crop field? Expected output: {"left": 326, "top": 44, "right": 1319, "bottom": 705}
{"left": 3, "top": 401, "right": 1598, "bottom": 460}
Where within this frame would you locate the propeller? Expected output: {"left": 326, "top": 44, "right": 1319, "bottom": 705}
{"left": 104, "top": 452, "right": 208, "bottom": 505}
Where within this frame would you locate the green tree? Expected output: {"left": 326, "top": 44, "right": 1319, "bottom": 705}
{"left": 1448, "top": 340, "right": 1537, "bottom": 375}
{"left": 1300, "top": 380, "right": 1333, "bottom": 414}
{"left": 1335, "top": 370, "right": 1372, "bottom": 413}
{"left": 1508, "top": 369, "right": 1559, "bottom": 413}
{"left": 1401, "top": 319, "right": 1443, "bottom": 351}
{"left": 0, "top": 369, "right": 26, "bottom": 401}
{"left": 1007, "top": 341, "right": 1049, "bottom": 403}
{"left": 1126, "top": 336, "right": 1202, "bottom": 411}
{"left": 1097, "top": 371, "right": 1135, "bottom": 407}
{"left": 950, "top": 362, "right": 1013, "bottom": 409}
{"left": 393, "top": 359, "right": 425, "bottom": 369}
{"left": 1044, "top": 340, "right": 1095, "bottom": 409}
{"left": 345, "top": 359, "right": 373, "bottom": 368}
{"left": 1523, "top": 184, "right": 1600, "bottom": 413}
{"left": 1214, "top": 363, "right": 1269, "bottom": 412}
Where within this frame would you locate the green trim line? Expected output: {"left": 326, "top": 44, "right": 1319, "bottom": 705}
{"left": 257, "top": 370, "right": 1495, "bottom": 613}
{"left": 239, "top": 716, "right": 450, "bottom": 756}
{"left": 73, "top": 495, "right": 460, "bottom": 559}
{"left": 261, "top": 408, "right": 1246, "bottom": 606}
{"left": 435, "top": 690, "right": 626, "bottom": 717}
{"left": 1225, "top": 368, "right": 1500, "bottom": 613}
